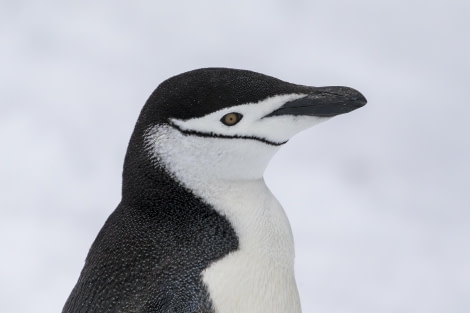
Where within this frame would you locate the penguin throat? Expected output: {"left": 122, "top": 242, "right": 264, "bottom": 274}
{"left": 144, "top": 125, "right": 281, "bottom": 183}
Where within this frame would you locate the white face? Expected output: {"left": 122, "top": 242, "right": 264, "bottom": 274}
{"left": 169, "top": 94, "right": 320, "bottom": 145}
{"left": 145, "top": 94, "right": 329, "bottom": 183}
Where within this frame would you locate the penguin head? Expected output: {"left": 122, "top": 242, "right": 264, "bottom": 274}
{"left": 125, "top": 68, "right": 366, "bottom": 189}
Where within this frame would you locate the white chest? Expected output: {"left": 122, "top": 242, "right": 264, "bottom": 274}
{"left": 200, "top": 180, "right": 301, "bottom": 313}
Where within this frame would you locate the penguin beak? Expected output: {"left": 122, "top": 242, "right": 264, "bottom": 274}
{"left": 265, "top": 86, "right": 367, "bottom": 118}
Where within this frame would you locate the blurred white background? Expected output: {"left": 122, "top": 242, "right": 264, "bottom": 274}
{"left": 1, "top": 1, "right": 469, "bottom": 312}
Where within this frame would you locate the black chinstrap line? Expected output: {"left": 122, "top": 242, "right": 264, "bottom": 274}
{"left": 168, "top": 121, "right": 288, "bottom": 146}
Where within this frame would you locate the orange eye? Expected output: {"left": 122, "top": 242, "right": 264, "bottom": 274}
{"left": 221, "top": 112, "right": 243, "bottom": 126}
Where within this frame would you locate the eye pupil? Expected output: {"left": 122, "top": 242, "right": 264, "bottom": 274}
{"left": 221, "top": 112, "right": 242, "bottom": 126}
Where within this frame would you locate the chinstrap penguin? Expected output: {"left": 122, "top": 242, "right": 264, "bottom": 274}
{"left": 62, "top": 68, "right": 366, "bottom": 313}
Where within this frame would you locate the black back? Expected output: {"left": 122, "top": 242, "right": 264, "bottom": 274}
{"left": 62, "top": 185, "right": 237, "bottom": 313}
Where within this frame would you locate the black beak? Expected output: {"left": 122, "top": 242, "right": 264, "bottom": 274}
{"left": 265, "top": 86, "right": 367, "bottom": 118}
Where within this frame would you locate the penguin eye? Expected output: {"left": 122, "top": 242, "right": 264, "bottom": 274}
{"left": 221, "top": 112, "right": 243, "bottom": 126}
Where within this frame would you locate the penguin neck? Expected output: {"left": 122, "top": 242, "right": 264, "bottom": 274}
{"left": 124, "top": 124, "right": 301, "bottom": 312}
{"left": 143, "top": 123, "right": 295, "bottom": 255}
{"left": 155, "top": 153, "right": 300, "bottom": 313}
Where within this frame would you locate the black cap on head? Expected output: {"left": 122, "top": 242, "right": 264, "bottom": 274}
{"left": 137, "top": 68, "right": 311, "bottom": 125}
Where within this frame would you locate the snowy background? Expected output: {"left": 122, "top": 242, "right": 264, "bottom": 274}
{"left": 1, "top": 1, "right": 469, "bottom": 312}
